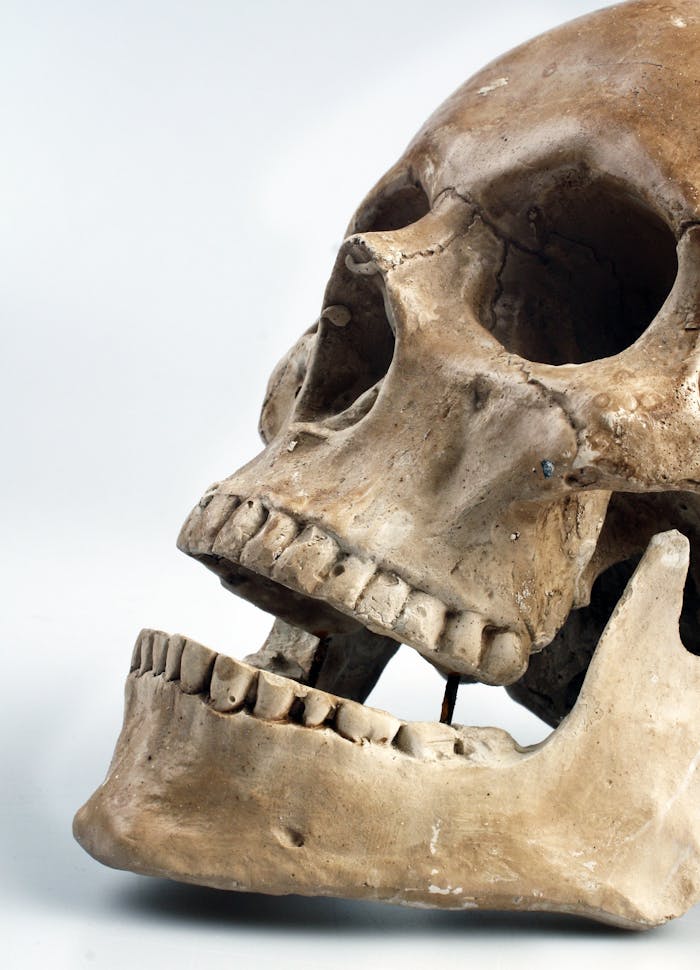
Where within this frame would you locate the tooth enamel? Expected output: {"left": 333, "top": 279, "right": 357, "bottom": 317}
{"left": 302, "top": 691, "right": 335, "bottom": 727}
{"left": 323, "top": 555, "right": 378, "bottom": 612}
{"left": 197, "top": 483, "right": 221, "bottom": 507}
{"left": 455, "top": 726, "right": 523, "bottom": 765}
{"left": 479, "top": 630, "right": 528, "bottom": 685}
{"left": 212, "top": 498, "right": 268, "bottom": 557}
{"left": 130, "top": 630, "right": 525, "bottom": 762}
{"left": 355, "top": 571, "right": 411, "bottom": 632}
{"left": 239, "top": 510, "right": 300, "bottom": 575}
{"left": 180, "top": 639, "right": 218, "bottom": 694}
{"left": 366, "top": 710, "right": 402, "bottom": 744}
{"left": 394, "top": 591, "right": 447, "bottom": 651}
{"left": 138, "top": 631, "right": 154, "bottom": 675}
{"left": 164, "top": 634, "right": 186, "bottom": 682}
{"left": 151, "top": 631, "right": 169, "bottom": 676}
{"left": 335, "top": 701, "right": 402, "bottom": 744}
{"left": 273, "top": 526, "right": 340, "bottom": 593}
{"left": 179, "top": 492, "right": 240, "bottom": 555}
{"left": 437, "top": 611, "right": 486, "bottom": 673}
{"left": 130, "top": 631, "right": 145, "bottom": 672}
{"left": 394, "top": 722, "right": 458, "bottom": 760}
{"left": 253, "top": 670, "right": 302, "bottom": 720}
{"left": 210, "top": 655, "right": 257, "bottom": 712}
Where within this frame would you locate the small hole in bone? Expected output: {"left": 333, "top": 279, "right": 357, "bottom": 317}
{"left": 332, "top": 564, "right": 346, "bottom": 577}
{"left": 275, "top": 826, "right": 306, "bottom": 848}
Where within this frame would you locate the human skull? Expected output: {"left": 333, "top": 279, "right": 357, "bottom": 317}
{"left": 75, "top": 0, "right": 700, "bottom": 928}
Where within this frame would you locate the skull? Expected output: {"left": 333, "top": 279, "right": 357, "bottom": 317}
{"left": 75, "top": 0, "right": 700, "bottom": 928}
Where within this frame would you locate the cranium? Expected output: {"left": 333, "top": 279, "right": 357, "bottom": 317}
{"left": 75, "top": 0, "right": 700, "bottom": 928}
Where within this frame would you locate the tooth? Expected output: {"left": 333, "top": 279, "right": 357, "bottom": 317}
{"left": 164, "top": 634, "right": 186, "bottom": 681}
{"left": 394, "top": 591, "right": 447, "bottom": 651}
{"left": 394, "top": 722, "right": 458, "bottom": 760}
{"left": 180, "top": 639, "right": 217, "bottom": 694}
{"left": 273, "top": 526, "right": 340, "bottom": 593}
{"left": 239, "top": 510, "right": 300, "bottom": 575}
{"left": 335, "top": 701, "right": 402, "bottom": 744}
{"left": 323, "top": 555, "right": 377, "bottom": 612}
{"left": 212, "top": 498, "right": 267, "bottom": 558}
{"left": 480, "top": 630, "right": 528, "bottom": 685}
{"left": 151, "top": 632, "right": 169, "bottom": 675}
{"left": 437, "top": 611, "right": 485, "bottom": 674}
{"left": 302, "top": 690, "right": 335, "bottom": 727}
{"left": 455, "top": 725, "right": 522, "bottom": 765}
{"left": 130, "top": 630, "right": 146, "bottom": 672}
{"left": 253, "top": 670, "right": 300, "bottom": 720}
{"left": 210, "top": 655, "right": 257, "bottom": 712}
{"left": 178, "top": 490, "right": 239, "bottom": 555}
{"left": 366, "top": 710, "right": 402, "bottom": 744}
{"left": 138, "top": 631, "right": 154, "bottom": 675}
{"left": 355, "top": 571, "right": 411, "bottom": 633}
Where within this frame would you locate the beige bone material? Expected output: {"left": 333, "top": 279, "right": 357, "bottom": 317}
{"left": 75, "top": 1, "right": 700, "bottom": 927}
{"left": 75, "top": 532, "right": 700, "bottom": 928}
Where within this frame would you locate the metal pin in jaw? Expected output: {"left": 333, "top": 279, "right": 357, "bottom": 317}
{"left": 440, "top": 673, "right": 460, "bottom": 725}
{"left": 321, "top": 304, "right": 352, "bottom": 328}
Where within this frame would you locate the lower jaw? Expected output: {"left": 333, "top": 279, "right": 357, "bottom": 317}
{"left": 73, "top": 532, "right": 700, "bottom": 930}
{"left": 71, "top": 638, "right": 611, "bottom": 917}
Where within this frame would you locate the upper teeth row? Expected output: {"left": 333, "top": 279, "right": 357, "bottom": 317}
{"left": 130, "top": 628, "right": 524, "bottom": 766}
{"left": 178, "top": 491, "right": 529, "bottom": 685}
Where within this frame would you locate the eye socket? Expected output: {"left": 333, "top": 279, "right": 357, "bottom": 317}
{"left": 353, "top": 181, "right": 430, "bottom": 233}
{"left": 484, "top": 172, "right": 678, "bottom": 365}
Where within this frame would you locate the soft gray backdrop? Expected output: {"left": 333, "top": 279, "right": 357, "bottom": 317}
{"left": 3, "top": 1, "right": 699, "bottom": 966}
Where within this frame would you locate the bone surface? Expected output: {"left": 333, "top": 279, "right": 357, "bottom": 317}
{"left": 75, "top": 0, "right": 700, "bottom": 928}
{"left": 76, "top": 532, "right": 700, "bottom": 927}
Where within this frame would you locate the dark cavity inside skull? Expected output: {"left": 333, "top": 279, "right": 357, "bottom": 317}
{"left": 178, "top": 0, "right": 700, "bottom": 727}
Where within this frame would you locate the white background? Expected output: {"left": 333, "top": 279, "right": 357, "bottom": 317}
{"left": 3, "top": 1, "right": 700, "bottom": 966}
